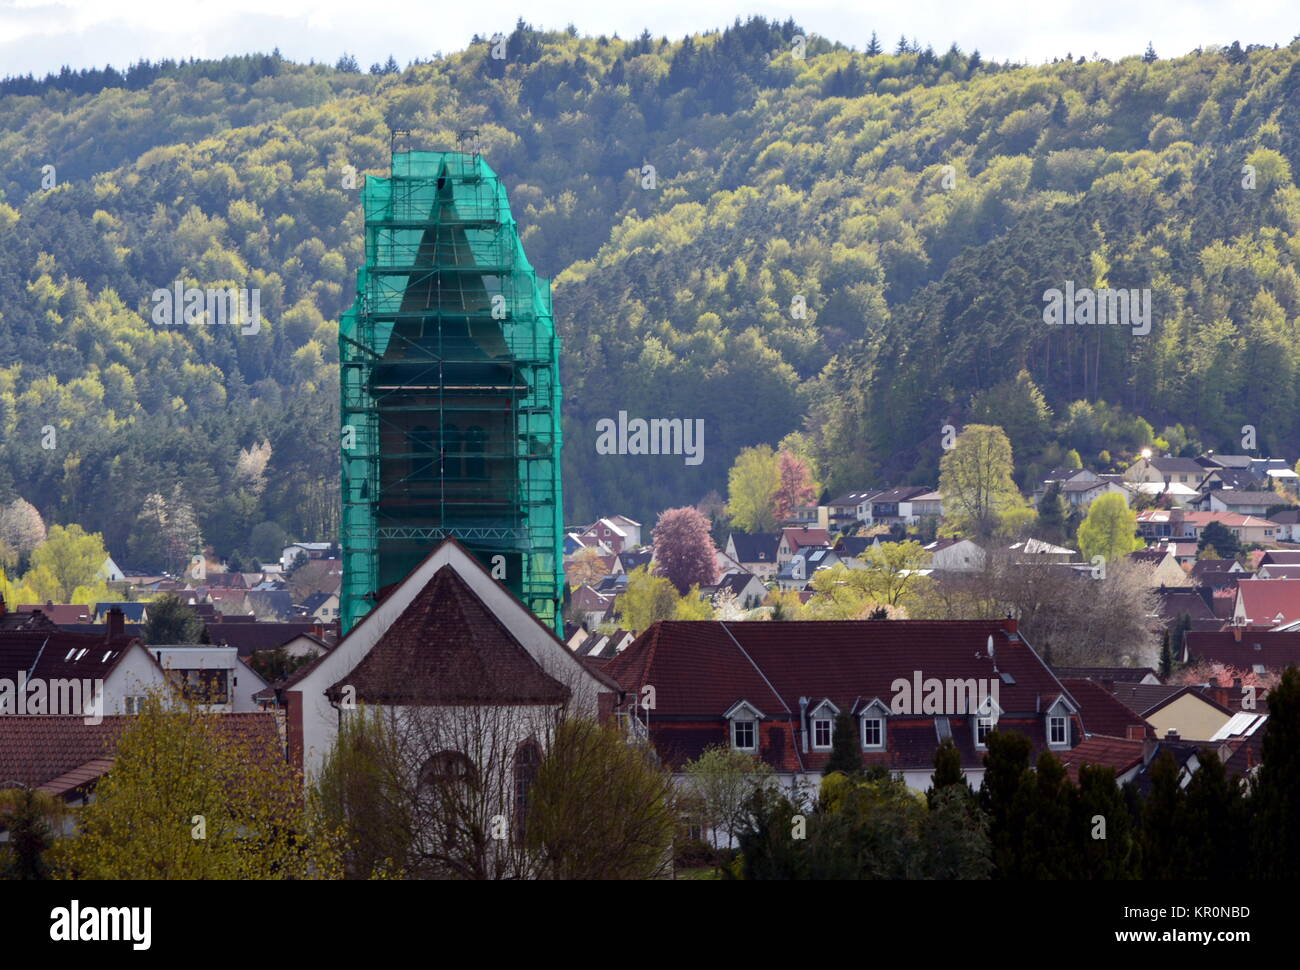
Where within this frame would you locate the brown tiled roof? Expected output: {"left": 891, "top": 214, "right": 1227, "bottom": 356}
{"left": 0, "top": 714, "right": 282, "bottom": 791}
{"left": 0, "top": 628, "right": 141, "bottom": 686}
{"left": 326, "top": 565, "right": 569, "bottom": 706}
{"left": 204, "top": 621, "right": 328, "bottom": 656}
{"left": 603, "top": 619, "right": 1074, "bottom": 771}
{"left": 1061, "top": 679, "right": 1152, "bottom": 739}
{"left": 16, "top": 604, "right": 93, "bottom": 625}
{"left": 1184, "top": 631, "right": 1300, "bottom": 672}
{"left": 1057, "top": 735, "right": 1146, "bottom": 783}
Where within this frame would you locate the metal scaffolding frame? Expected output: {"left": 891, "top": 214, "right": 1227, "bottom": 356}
{"left": 339, "top": 149, "right": 564, "bottom": 634}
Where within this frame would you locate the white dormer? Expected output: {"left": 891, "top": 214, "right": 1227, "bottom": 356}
{"left": 723, "top": 700, "right": 765, "bottom": 752}
{"left": 857, "top": 697, "right": 890, "bottom": 750}
{"left": 809, "top": 699, "right": 840, "bottom": 751}
{"left": 1045, "top": 695, "right": 1078, "bottom": 749}
{"left": 973, "top": 694, "right": 1004, "bottom": 749}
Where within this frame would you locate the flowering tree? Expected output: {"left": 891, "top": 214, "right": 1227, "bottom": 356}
{"left": 770, "top": 450, "right": 819, "bottom": 524}
{"left": 652, "top": 506, "right": 718, "bottom": 594}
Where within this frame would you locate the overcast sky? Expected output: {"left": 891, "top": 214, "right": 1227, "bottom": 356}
{"left": 1, "top": 0, "right": 1297, "bottom": 78}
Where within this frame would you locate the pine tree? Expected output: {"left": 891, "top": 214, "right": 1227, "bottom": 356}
{"left": 865, "top": 31, "right": 882, "bottom": 56}
{"left": 1183, "top": 750, "right": 1248, "bottom": 879}
{"left": 1159, "top": 629, "right": 1174, "bottom": 680}
{"left": 1074, "top": 763, "right": 1139, "bottom": 878}
{"left": 1143, "top": 42, "right": 1157, "bottom": 63}
{"left": 822, "top": 711, "right": 862, "bottom": 776}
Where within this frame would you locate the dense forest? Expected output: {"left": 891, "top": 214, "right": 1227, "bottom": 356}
{"left": 0, "top": 18, "right": 1297, "bottom": 562}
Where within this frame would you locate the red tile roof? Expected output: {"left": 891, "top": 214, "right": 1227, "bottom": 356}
{"left": 0, "top": 628, "right": 142, "bottom": 688}
{"left": 1061, "top": 679, "right": 1152, "bottom": 739}
{"left": 604, "top": 619, "right": 1076, "bottom": 771}
{"left": 16, "top": 604, "right": 93, "bottom": 625}
{"left": 0, "top": 713, "right": 281, "bottom": 792}
{"left": 1235, "top": 578, "right": 1300, "bottom": 627}
{"left": 1184, "top": 631, "right": 1300, "bottom": 673}
{"left": 1056, "top": 735, "right": 1146, "bottom": 783}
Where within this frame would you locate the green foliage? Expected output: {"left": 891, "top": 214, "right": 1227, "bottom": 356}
{"left": 24, "top": 524, "right": 107, "bottom": 602}
{"left": 939, "top": 425, "right": 1026, "bottom": 539}
{"left": 1197, "top": 520, "right": 1242, "bottom": 560}
{"left": 142, "top": 592, "right": 205, "bottom": 644}
{"left": 1076, "top": 492, "right": 1141, "bottom": 562}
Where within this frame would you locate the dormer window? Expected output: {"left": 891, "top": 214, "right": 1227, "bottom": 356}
{"left": 724, "top": 700, "right": 764, "bottom": 752}
{"left": 1045, "top": 695, "right": 1077, "bottom": 749}
{"left": 857, "top": 698, "right": 890, "bottom": 750}
{"left": 808, "top": 699, "right": 840, "bottom": 752}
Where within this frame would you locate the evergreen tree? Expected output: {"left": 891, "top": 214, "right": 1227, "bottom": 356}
{"left": 865, "top": 32, "right": 882, "bottom": 56}
{"left": 1037, "top": 482, "right": 1069, "bottom": 543}
{"left": 927, "top": 738, "right": 969, "bottom": 808}
{"left": 1143, "top": 42, "right": 1158, "bottom": 63}
{"left": 1159, "top": 629, "right": 1174, "bottom": 680}
{"left": 1198, "top": 521, "right": 1241, "bottom": 560}
{"left": 0, "top": 787, "right": 56, "bottom": 879}
{"left": 822, "top": 711, "right": 862, "bottom": 776}
{"left": 1074, "top": 763, "right": 1139, "bottom": 878}
{"left": 1183, "top": 750, "right": 1248, "bottom": 879}
{"left": 1011, "top": 752, "right": 1078, "bottom": 878}
{"left": 142, "top": 593, "right": 204, "bottom": 645}
{"left": 979, "top": 730, "right": 1032, "bottom": 877}
{"left": 1141, "top": 751, "right": 1191, "bottom": 879}
{"left": 1253, "top": 667, "right": 1300, "bottom": 878}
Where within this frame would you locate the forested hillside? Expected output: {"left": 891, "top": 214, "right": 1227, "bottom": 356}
{"left": 0, "top": 18, "right": 1297, "bottom": 561}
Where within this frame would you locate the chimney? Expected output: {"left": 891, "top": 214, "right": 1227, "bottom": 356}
{"left": 106, "top": 606, "right": 125, "bottom": 640}
{"left": 1001, "top": 614, "right": 1018, "bottom": 636}
{"left": 1165, "top": 729, "right": 1181, "bottom": 743}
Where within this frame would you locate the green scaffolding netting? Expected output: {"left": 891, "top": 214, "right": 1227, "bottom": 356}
{"left": 339, "top": 150, "right": 564, "bottom": 634}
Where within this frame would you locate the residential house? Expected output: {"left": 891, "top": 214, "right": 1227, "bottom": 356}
{"left": 576, "top": 518, "right": 635, "bottom": 555}
{"left": 1007, "top": 538, "right": 1077, "bottom": 562}
{"left": 1265, "top": 508, "right": 1300, "bottom": 542}
{"left": 602, "top": 618, "right": 1082, "bottom": 793}
{"left": 1061, "top": 475, "right": 1129, "bottom": 508}
{"left": 1128, "top": 547, "right": 1192, "bottom": 587}
{"left": 777, "top": 527, "right": 831, "bottom": 565}
{"left": 1124, "top": 456, "right": 1208, "bottom": 487}
{"left": 1059, "top": 678, "right": 1154, "bottom": 741}
{"left": 1196, "top": 465, "right": 1261, "bottom": 494}
{"left": 1183, "top": 629, "right": 1300, "bottom": 675}
{"left": 1136, "top": 509, "right": 1279, "bottom": 544}
{"left": 1107, "top": 683, "right": 1235, "bottom": 742}
{"left": 0, "top": 605, "right": 167, "bottom": 716}
{"left": 1199, "top": 490, "right": 1289, "bottom": 516}
{"left": 93, "top": 602, "right": 148, "bottom": 625}
{"left": 203, "top": 620, "right": 332, "bottom": 658}
{"left": 149, "top": 644, "right": 269, "bottom": 713}
{"left": 728, "top": 533, "right": 774, "bottom": 577}
{"left": 705, "top": 571, "right": 768, "bottom": 610}
{"left": 1251, "top": 458, "right": 1300, "bottom": 494}
{"left": 1233, "top": 578, "right": 1300, "bottom": 629}
{"left": 570, "top": 584, "right": 616, "bottom": 630}
{"left": 297, "top": 592, "right": 340, "bottom": 624}
{"left": 826, "top": 492, "right": 877, "bottom": 531}
{"left": 775, "top": 547, "right": 839, "bottom": 592}
{"left": 923, "top": 538, "right": 985, "bottom": 572}
{"left": 16, "top": 603, "right": 93, "bottom": 625}
{"left": 279, "top": 542, "right": 337, "bottom": 571}
{"left": 861, "top": 487, "right": 932, "bottom": 528}
{"left": 783, "top": 503, "right": 828, "bottom": 530}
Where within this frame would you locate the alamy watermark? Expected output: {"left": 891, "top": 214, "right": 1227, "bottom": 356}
{"left": 889, "top": 670, "right": 1000, "bottom": 716}
{"left": 595, "top": 411, "right": 704, "bottom": 466}
{"left": 151, "top": 282, "right": 262, "bottom": 335}
{"left": 0, "top": 672, "right": 105, "bottom": 724}
{"left": 1042, "top": 281, "right": 1151, "bottom": 336}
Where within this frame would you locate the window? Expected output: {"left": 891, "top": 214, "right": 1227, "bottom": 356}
{"left": 862, "top": 717, "right": 883, "bottom": 749}
{"left": 976, "top": 717, "right": 995, "bottom": 747}
{"left": 1049, "top": 715, "right": 1068, "bottom": 746}
{"left": 813, "top": 718, "right": 832, "bottom": 749}
{"left": 421, "top": 750, "right": 478, "bottom": 789}
{"left": 732, "top": 719, "right": 756, "bottom": 751}
{"left": 513, "top": 741, "right": 542, "bottom": 837}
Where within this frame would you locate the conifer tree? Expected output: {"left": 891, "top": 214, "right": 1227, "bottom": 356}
{"left": 822, "top": 711, "right": 862, "bottom": 776}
